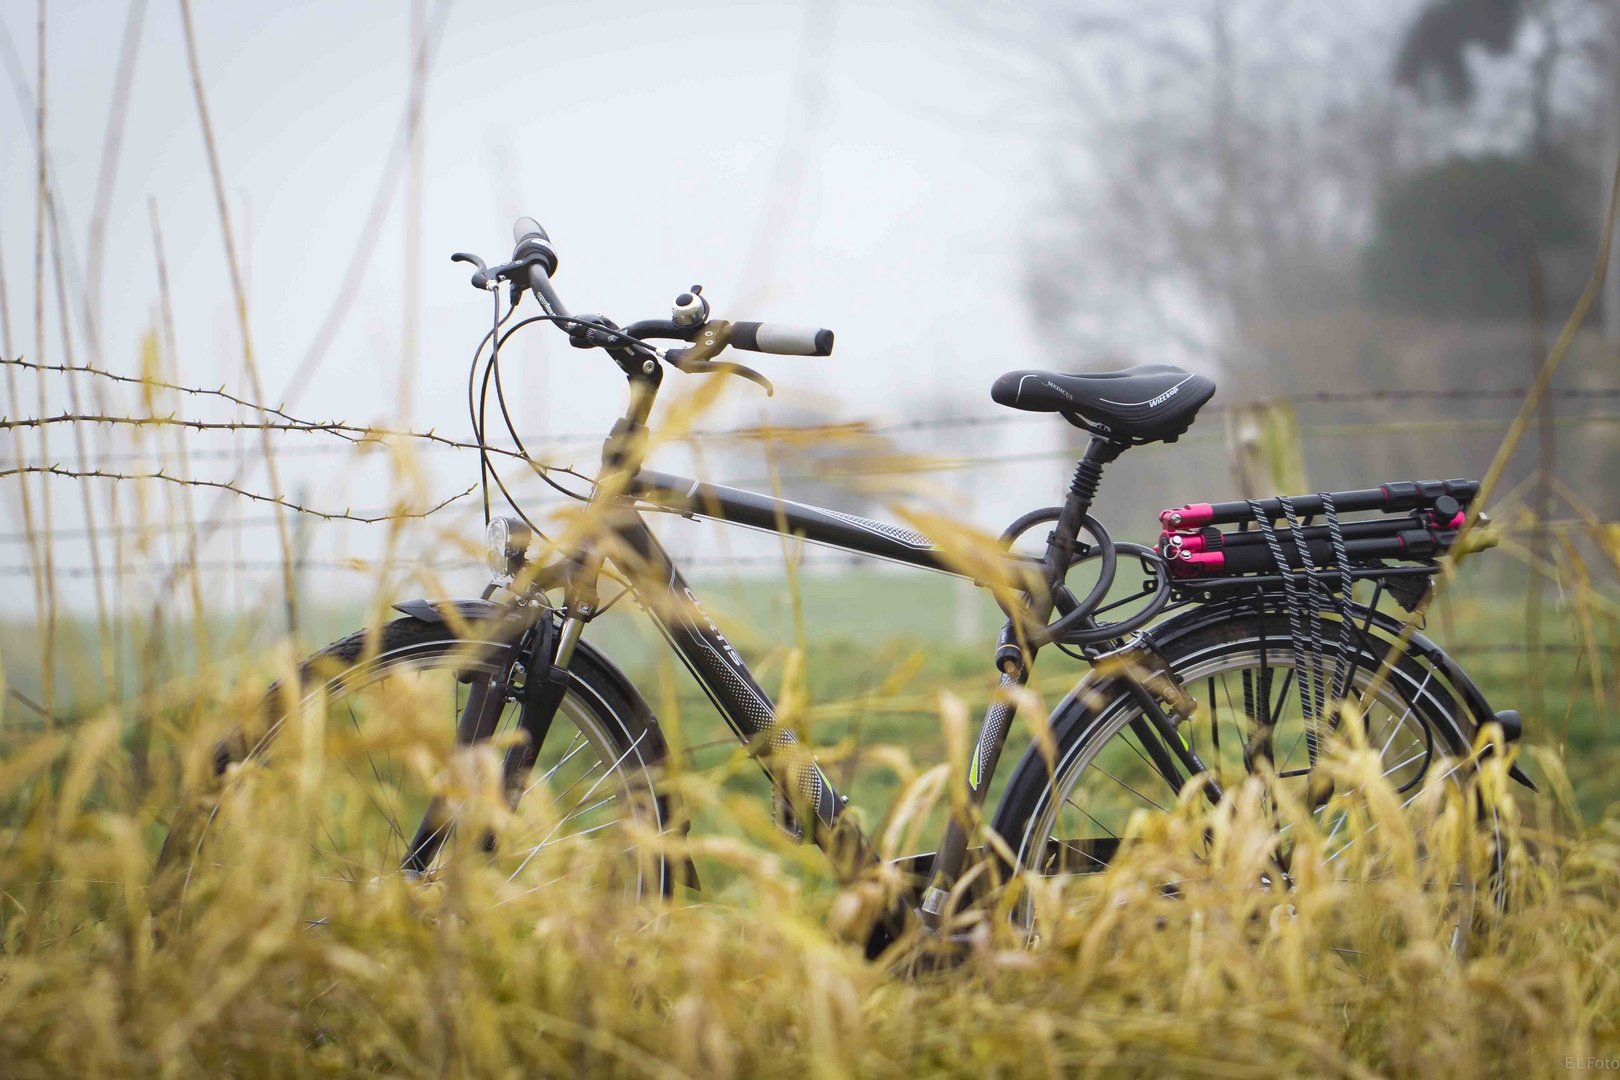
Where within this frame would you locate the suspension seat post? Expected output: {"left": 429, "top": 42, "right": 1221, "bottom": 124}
{"left": 1048, "top": 436, "right": 1125, "bottom": 583}
{"left": 1062, "top": 436, "right": 1124, "bottom": 528}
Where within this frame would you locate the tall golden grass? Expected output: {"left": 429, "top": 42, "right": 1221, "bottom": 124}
{"left": 0, "top": 690, "right": 1611, "bottom": 1077}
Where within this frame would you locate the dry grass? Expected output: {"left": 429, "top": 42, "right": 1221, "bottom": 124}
{"left": 2, "top": 222, "right": 1618, "bottom": 1077}
{"left": 0, "top": 684, "right": 1613, "bottom": 1078}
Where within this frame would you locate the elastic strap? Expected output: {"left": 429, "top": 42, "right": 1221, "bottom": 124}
{"left": 1320, "top": 492, "right": 1358, "bottom": 706}
{"left": 1247, "top": 499, "right": 1320, "bottom": 762}
{"left": 1278, "top": 498, "right": 1326, "bottom": 762}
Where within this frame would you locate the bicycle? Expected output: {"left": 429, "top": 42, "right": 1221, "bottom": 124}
{"left": 155, "top": 217, "right": 1533, "bottom": 951}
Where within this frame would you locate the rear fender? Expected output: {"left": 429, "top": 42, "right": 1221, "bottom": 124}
{"left": 1144, "top": 597, "right": 1533, "bottom": 787}
{"left": 992, "top": 595, "right": 1530, "bottom": 841}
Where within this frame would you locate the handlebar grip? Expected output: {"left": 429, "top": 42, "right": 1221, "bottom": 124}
{"left": 727, "top": 321, "right": 834, "bottom": 357}
{"left": 512, "top": 217, "right": 547, "bottom": 244}
{"left": 511, "top": 215, "right": 560, "bottom": 283}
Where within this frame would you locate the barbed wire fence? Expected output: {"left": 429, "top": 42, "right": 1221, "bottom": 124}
{"left": 3, "top": 352, "right": 1618, "bottom": 665}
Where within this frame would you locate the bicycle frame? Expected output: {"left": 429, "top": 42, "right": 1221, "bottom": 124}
{"left": 593, "top": 469, "right": 1007, "bottom": 875}
{"left": 501, "top": 370, "right": 1142, "bottom": 922}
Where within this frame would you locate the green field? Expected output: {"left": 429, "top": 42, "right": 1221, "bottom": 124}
{"left": 4, "top": 559, "right": 1611, "bottom": 825}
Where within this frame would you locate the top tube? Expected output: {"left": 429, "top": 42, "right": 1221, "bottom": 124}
{"left": 627, "top": 469, "right": 1036, "bottom": 578}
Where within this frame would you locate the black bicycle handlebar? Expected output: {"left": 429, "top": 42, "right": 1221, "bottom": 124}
{"left": 468, "top": 216, "right": 835, "bottom": 370}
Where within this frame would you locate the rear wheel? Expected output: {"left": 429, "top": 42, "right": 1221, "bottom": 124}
{"left": 993, "top": 613, "right": 1495, "bottom": 947}
{"left": 154, "top": 617, "right": 673, "bottom": 920}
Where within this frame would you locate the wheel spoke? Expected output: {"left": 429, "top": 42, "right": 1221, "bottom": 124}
{"left": 508, "top": 730, "right": 648, "bottom": 883}
{"left": 192, "top": 633, "right": 654, "bottom": 908}
{"left": 1119, "top": 726, "right": 1182, "bottom": 794}
{"left": 1266, "top": 668, "right": 1295, "bottom": 731}
{"left": 1374, "top": 668, "right": 1434, "bottom": 757}
{"left": 344, "top": 699, "right": 410, "bottom": 857}
{"left": 1017, "top": 632, "right": 1475, "bottom": 944}
{"left": 1063, "top": 795, "right": 1119, "bottom": 840}
{"left": 1087, "top": 761, "right": 1170, "bottom": 814}
{"left": 525, "top": 731, "right": 588, "bottom": 798}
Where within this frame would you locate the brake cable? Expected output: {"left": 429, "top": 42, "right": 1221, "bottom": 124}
{"left": 464, "top": 294, "right": 780, "bottom": 588}
{"left": 465, "top": 300, "right": 580, "bottom": 547}
{"left": 466, "top": 286, "right": 522, "bottom": 525}
{"left": 489, "top": 321, "right": 595, "bottom": 503}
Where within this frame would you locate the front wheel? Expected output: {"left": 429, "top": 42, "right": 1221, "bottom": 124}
{"left": 154, "top": 616, "right": 675, "bottom": 920}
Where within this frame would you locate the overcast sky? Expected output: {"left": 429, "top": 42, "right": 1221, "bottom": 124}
{"left": 0, "top": 0, "right": 1082, "bottom": 616}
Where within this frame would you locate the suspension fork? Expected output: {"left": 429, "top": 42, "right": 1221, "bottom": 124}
{"left": 490, "top": 360, "right": 653, "bottom": 808}
{"left": 404, "top": 621, "right": 531, "bottom": 873}
{"left": 405, "top": 413, "right": 625, "bottom": 874}
{"left": 497, "top": 612, "right": 577, "bottom": 808}
{"left": 405, "top": 368, "right": 672, "bottom": 873}
{"left": 401, "top": 592, "right": 599, "bottom": 872}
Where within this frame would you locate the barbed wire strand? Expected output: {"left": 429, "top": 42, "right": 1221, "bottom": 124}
{"left": 6, "top": 359, "right": 1620, "bottom": 461}
{"left": 0, "top": 464, "right": 475, "bottom": 525}
{"left": 2, "top": 356, "right": 362, "bottom": 435}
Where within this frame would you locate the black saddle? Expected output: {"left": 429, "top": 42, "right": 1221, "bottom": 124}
{"left": 990, "top": 363, "right": 1216, "bottom": 443}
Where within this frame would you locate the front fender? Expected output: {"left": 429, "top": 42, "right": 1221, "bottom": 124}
{"left": 390, "top": 595, "right": 658, "bottom": 773}
{"left": 392, "top": 596, "right": 523, "bottom": 627}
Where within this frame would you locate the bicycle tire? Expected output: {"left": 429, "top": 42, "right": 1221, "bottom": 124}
{"left": 153, "top": 616, "right": 675, "bottom": 917}
{"left": 991, "top": 611, "right": 1495, "bottom": 945}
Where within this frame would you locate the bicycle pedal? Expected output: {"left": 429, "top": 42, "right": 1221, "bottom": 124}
{"left": 773, "top": 789, "right": 805, "bottom": 843}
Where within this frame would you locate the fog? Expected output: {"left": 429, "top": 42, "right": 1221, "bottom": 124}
{"left": 2, "top": 0, "right": 1616, "bottom": 627}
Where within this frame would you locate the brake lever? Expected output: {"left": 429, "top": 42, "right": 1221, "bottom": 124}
{"left": 453, "top": 252, "right": 549, "bottom": 294}
{"left": 451, "top": 252, "right": 492, "bottom": 289}
{"left": 665, "top": 351, "right": 775, "bottom": 395}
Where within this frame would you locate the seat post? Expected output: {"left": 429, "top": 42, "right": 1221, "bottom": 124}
{"left": 1050, "top": 436, "right": 1126, "bottom": 570}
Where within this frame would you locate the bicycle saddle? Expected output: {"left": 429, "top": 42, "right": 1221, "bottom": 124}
{"left": 990, "top": 363, "right": 1216, "bottom": 443}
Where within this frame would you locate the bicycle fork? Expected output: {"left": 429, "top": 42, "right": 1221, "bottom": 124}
{"left": 400, "top": 610, "right": 577, "bottom": 874}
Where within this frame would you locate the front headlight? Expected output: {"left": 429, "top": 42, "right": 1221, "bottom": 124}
{"left": 486, "top": 516, "right": 533, "bottom": 577}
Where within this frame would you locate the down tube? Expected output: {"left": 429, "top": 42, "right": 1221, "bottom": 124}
{"left": 614, "top": 513, "right": 852, "bottom": 839}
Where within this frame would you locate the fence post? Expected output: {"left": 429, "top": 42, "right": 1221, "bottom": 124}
{"left": 1224, "top": 400, "right": 1306, "bottom": 499}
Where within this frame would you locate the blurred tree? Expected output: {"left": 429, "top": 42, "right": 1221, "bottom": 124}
{"left": 1006, "top": 0, "right": 1420, "bottom": 391}
{"left": 1394, "top": 0, "right": 1525, "bottom": 108}
{"left": 1368, "top": 0, "right": 1611, "bottom": 322}
{"left": 1361, "top": 152, "right": 1592, "bottom": 321}
{"left": 1000, "top": 0, "right": 1613, "bottom": 377}
{"left": 1393, "top": 0, "right": 1604, "bottom": 154}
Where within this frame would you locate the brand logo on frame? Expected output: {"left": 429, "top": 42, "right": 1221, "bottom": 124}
{"left": 683, "top": 587, "right": 746, "bottom": 668}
